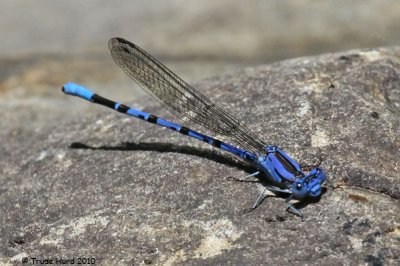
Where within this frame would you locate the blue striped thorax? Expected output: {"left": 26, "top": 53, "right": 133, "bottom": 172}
{"left": 257, "top": 146, "right": 326, "bottom": 198}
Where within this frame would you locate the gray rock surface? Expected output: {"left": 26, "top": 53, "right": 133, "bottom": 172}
{"left": 1, "top": 48, "right": 400, "bottom": 265}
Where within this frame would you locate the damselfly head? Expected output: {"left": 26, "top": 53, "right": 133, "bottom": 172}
{"left": 291, "top": 167, "right": 326, "bottom": 198}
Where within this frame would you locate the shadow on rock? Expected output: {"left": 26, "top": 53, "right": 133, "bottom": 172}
{"left": 69, "top": 141, "right": 255, "bottom": 173}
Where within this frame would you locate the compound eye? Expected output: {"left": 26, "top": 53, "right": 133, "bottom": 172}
{"left": 296, "top": 183, "right": 302, "bottom": 190}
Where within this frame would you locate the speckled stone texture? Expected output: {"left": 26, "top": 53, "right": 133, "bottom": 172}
{"left": 1, "top": 48, "right": 399, "bottom": 265}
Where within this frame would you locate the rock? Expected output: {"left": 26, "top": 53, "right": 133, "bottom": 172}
{"left": 1, "top": 47, "right": 399, "bottom": 265}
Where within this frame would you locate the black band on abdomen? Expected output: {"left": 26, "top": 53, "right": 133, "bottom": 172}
{"left": 91, "top": 94, "right": 117, "bottom": 109}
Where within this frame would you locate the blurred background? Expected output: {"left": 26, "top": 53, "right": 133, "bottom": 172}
{"left": 1, "top": 0, "right": 400, "bottom": 130}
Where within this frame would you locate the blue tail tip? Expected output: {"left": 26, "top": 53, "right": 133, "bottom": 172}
{"left": 61, "top": 82, "right": 95, "bottom": 101}
{"left": 62, "top": 82, "right": 77, "bottom": 95}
